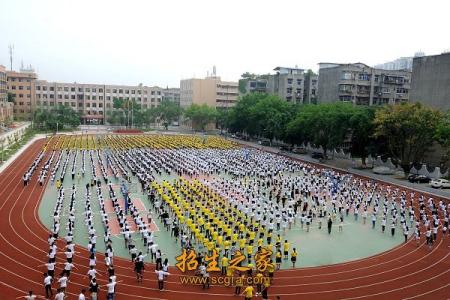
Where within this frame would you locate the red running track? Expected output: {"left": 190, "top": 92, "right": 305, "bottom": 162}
{"left": 0, "top": 139, "right": 449, "bottom": 299}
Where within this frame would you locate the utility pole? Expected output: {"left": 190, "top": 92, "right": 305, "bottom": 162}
{"left": 8, "top": 44, "right": 14, "bottom": 71}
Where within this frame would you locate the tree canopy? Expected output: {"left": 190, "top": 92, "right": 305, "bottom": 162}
{"left": 184, "top": 104, "right": 218, "bottom": 131}
{"left": 373, "top": 102, "right": 443, "bottom": 173}
{"left": 34, "top": 104, "right": 81, "bottom": 131}
{"left": 154, "top": 100, "right": 182, "bottom": 130}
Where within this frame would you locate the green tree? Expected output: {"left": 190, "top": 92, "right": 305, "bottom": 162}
{"left": 184, "top": 104, "right": 218, "bottom": 131}
{"left": 34, "top": 104, "right": 81, "bottom": 131}
{"left": 373, "top": 103, "right": 443, "bottom": 175}
{"left": 227, "top": 93, "right": 265, "bottom": 136}
{"left": 287, "top": 103, "right": 353, "bottom": 157}
{"left": 249, "top": 95, "right": 296, "bottom": 143}
{"left": 154, "top": 100, "right": 182, "bottom": 130}
{"left": 348, "top": 106, "right": 376, "bottom": 165}
{"left": 435, "top": 111, "right": 450, "bottom": 164}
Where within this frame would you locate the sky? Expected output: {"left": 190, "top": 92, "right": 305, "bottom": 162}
{"left": 0, "top": 0, "right": 449, "bottom": 87}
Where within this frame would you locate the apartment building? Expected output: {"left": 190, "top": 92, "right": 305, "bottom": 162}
{"left": 0, "top": 65, "right": 13, "bottom": 125}
{"left": 35, "top": 80, "right": 165, "bottom": 124}
{"left": 180, "top": 76, "right": 239, "bottom": 110}
{"left": 267, "top": 67, "right": 305, "bottom": 103}
{"left": 6, "top": 68, "right": 38, "bottom": 120}
{"left": 162, "top": 87, "right": 180, "bottom": 105}
{"left": 410, "top": 52, "right": 450, "bottom": 111}
{"left": 303, "top": 71, "right": 318, "bottom": 104}
{"left": 317, "top": 63, "right": 411, "bottom": 105}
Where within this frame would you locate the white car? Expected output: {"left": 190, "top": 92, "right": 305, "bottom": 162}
{"left": 430, "top": 179, "right": 450, "bottom": 189}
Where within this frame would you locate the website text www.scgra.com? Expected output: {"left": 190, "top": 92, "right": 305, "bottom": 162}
{"left": 179, "top": 275, "right": 270, "bottom": 286}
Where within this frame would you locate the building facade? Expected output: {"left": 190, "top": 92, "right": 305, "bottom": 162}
{"left": 0, "top": 65, "right": 13, "bottom": 125}
{"left": 317, "top": 63, "right": 411, "bottom": 106}
{"left": 162, "top": 87, "right": 180, "bottom": 105}
{"left": 410, "top": 52, "right": 450, "bottom": 111}
{"left": 180, "top": 76, "right": 239, "bottom": 110}
{"left": 303, "top": 71, "right": 318, "bottom": 104}
{"left": 6, "top": 68, "right": 38, "bottom": 120}
{"left": 267, "top": 67, "right": 305, "bottom": 103}
{"left": 35, "top": 80, "right": 165, "bottom": 124}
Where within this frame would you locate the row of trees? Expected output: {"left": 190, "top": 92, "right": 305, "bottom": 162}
{"left": 220, "top": 93, "right": 450, "bottom": 174}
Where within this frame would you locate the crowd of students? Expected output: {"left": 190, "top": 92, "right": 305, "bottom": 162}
{"left": 21, "top": 135, "right": 449, "bottom": 300}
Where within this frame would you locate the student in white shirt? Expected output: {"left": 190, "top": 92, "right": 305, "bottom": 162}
{"left": 155, "top": 269, "right": 170, "bottom": 290}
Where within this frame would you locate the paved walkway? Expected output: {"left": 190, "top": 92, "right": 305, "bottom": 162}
{"left": 232, "top": 138, "right": 450, "bottom": 200}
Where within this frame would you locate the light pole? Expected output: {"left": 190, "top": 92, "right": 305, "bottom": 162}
{"left": 56, "top": 122, "right": 59, "bottom": 135}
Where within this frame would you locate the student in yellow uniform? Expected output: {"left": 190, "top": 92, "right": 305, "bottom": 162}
{"left": 224, "top": 239, "right": 231, "bottom": 257}
{"left": 283, "top": 240, "right": 290, "bottom": 260}
{"left": 291, "top": 247, "right": 298, "bottom": 268}
{"left": 221, "top": 256, "right": 229, "bottom": 275}
{"left": 239, "top": 237, "right": 246, "bottom": 252}
{"left": 247, "top": 244, "right": 253, "bottom": 262}
{"left": 257, "top": 238, "right": 263, "bottom": 248}
{"left": 261, "top": 280, "right": 270, "bottom": 300}
{"left": 242, "top": 285, "right": 254, "bottom": 300}
{"left": 275, "top": 250, "right": 282, "bottom": 270}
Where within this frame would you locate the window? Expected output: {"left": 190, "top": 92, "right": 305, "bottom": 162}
{"left": 86, "top": 88, "right": 90, "bottom": 92}
{"left": 92, "top": 96, "right": 96, "bottom": 100}
{"left": 92, "top": 88, "right": 96, "bottom": 92}
{"left": 113, "top": 89, "right": 117, "bottom": 93}
{"left": 286, "top": 87, "right": 292, "bottom": 94}
{"left": 19, "top": 86, "right": 24, "bottom": 90}
{"left": 151, "top": 91, "right": 155, "bottom": 95}
{"left": 106, "top": 89, "right": 111, "bottom": 93}
{"left": 92, "top": 103, "right": 97, "bottom": 108}
{"left": 297, "top": 79, "right": 302, "bottom": 85}
{"left": 99, "top": 96, "right": 103, "bottom": 100}
{"left": 49, "top": 102, "right": 54, "bottom": 106}
{"left": 71, "top": 87, "right": 75, "bottom": 92}
{"left": 106, "top": 96, "right": 111, "bottom": 100}
{"left": 58, "top": 94, "right": 62, "bottom": 99}
{"left": 71, "top": 95, "right": 75, "bottom": 99}
{"left": 86, "top": 103, "right": 90, "bottom": 107}
{"left": 125, "top": 90, "right": 129, "bottom": 94}
{"left": 131, "top": 90, "right": 135, "bottom": 94}
{"left": 49, "top": 94, "right": 54, "bottom": 99}
{"left": 50, "top": 87, "right": 54, "bottom": 91}
{"left": 119, "top": 89, "right": 123, "bottom": 93}
{"left": 341, "top": 72, "right": 353, "bottom": 80}
{"left": 64, "top": 102, "right": 69, "bottom": 106}
{"left": 19, "top": 94, "right": 24, "bottom": 98}
{"left": 36, "top": 86, "right": 41, "bottom": 91}
{"left": 57, "top": 87, "right": 62, "bottom": 91}
{"left": 157, "top": 91, "right": 161, "bottom": 95}
{"left": 71, "top": 102, "right": 76, "bottom": 107}
{"left": 87, "top": 95, "right": 90, "bottom": 100}
{"left": 64, "top": 95, "right": 69, "bottom": 99}
{"left": 43, "top": 101, "right": 47, "bottom": 106}
{"left": 99, "top": 88, "right": 103, "bottom": 93}
{"left": 19, "top": 101, "right": 24, "bottom": 105}
{"left": 78, "top": 87, "right": 83, "bottom": 92}
{"left": 99, "top": 103, "right": 103, "bottom": 108}
{"left": 78, "top": 103, "right": 83, "bottom": 107}
{"left": 358, "top": 73, "right": 370, "bottom": 81}
{"left": 64, "top": 87, "right": 69, "bottom": 92}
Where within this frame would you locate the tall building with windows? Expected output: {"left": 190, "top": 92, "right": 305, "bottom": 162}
{"left": 317, "top": 63, "right": 411, "bottom": 105}
{"left": 35, "top": 80, "right": 165, "bottom": 124}
{"left": 6, "top": 67, "right": 38, "bottom": 120}
{"left": 163, "top": 87, "right": 180, "bottom": 105}
{"left": 239, "top": 67, "right": 317, "bottom": 104}
{"left": 303, "top": 71, "right": 318, "bottom": 104}
{"left": 0, "top": 65, "right": 13, "bottom": 125}
{"left": 410, "top": 52, "right": 450, "bottom": 111}
{"left": 267, "top": 67, "right": 305, "bottom": 103}
{"left": 180, "top": 76, "right": 239, "bottom": 110}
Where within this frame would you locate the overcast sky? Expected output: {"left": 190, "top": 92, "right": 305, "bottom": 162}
{"left": 0, "top": 0, "right": 448, "bottom": 87}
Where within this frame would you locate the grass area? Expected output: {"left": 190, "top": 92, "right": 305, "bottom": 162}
{"left": 0, "top": 128, "right": 40, "bottom": 164}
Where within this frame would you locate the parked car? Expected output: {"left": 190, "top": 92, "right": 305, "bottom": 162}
{"left": 430, "top": 179, "right": 450, "bottom": 189}
{"left": 292, "top": 147, "right": 307, "bottom": 154}
{"left": 311, "top": 152, "right": 325, "bottom": 159}
{"left": 407, "top": 174, "right": 431, "bottom": 183}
